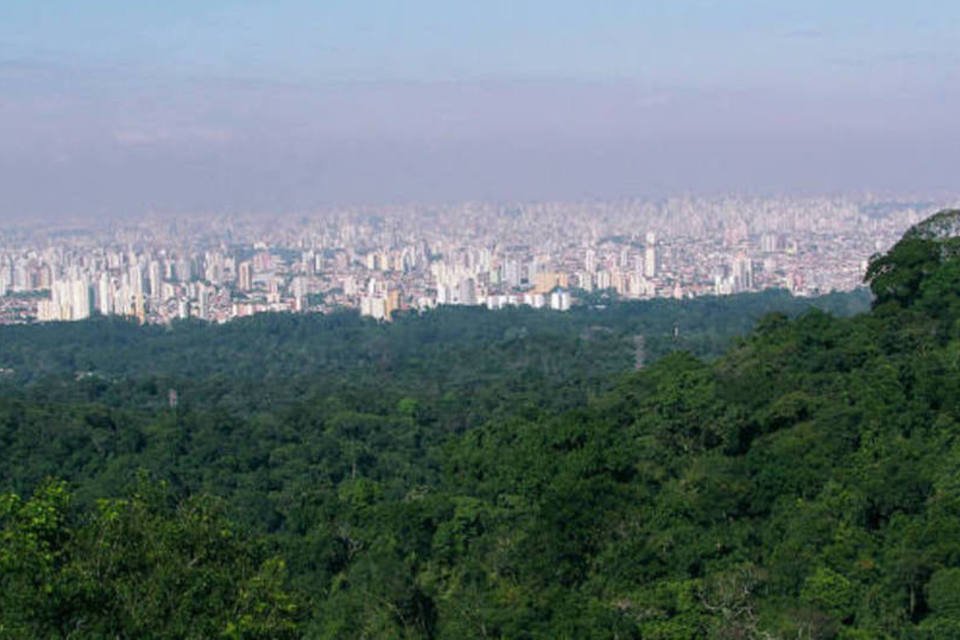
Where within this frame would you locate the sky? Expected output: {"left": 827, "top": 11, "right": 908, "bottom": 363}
{"left": 1, "top": 1, "right": 958, "bottom": 219}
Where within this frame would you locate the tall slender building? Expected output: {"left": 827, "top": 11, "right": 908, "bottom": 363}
{"left": 732, "top": 253, "right": 754, "bottom": 292}
{"left": 148, "top": 260, "right": 162, "bottom": 300}
{"left": 644, "top": 231, "right": 657, "bottom": 278}
{"left": 197, "top": 285, "right": 208, "bottom": 321}
{"left": 238, "top": 261, "right": 253, "bottom": 291}
{"left": 97, "top": 273, "right": 113, "bottom": 315}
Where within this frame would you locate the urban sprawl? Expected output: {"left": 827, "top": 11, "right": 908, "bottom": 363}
{"left": 0, "top": 195, "right": 951, "bottom": 325}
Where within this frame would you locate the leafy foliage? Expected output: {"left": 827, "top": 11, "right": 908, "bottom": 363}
{"left": 14, "top": 240, "right": 960, "bottom": 639}
{"left": 0, "top": 479, "right": 300, "bottom": 639}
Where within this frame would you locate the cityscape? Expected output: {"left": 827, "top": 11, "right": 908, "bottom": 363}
{"left": 6, "top": 1, "right": 960, "bottom": 635}
{"left": 1, "top": 193, "right": 950, "bottom": 325}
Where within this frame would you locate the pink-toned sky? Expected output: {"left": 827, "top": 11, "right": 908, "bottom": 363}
{"left": 1, "top": 1, "right": 958, "bottom": 219}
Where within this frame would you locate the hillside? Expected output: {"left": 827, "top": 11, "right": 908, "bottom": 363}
{"left": 7, "top": 211, "right": 960, "bottom": 639}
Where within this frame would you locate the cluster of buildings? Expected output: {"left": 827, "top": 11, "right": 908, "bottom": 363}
{"left": 0, "top": 195, "right": 951, "bottom": 325}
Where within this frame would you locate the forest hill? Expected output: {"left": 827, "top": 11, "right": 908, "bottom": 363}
{"left": 3, "top": 212, "right": 960, "bottom": 637}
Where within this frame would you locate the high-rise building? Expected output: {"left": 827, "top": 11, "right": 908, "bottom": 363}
{"left": 134, "top": 291, "right": 145, "bottom": 324}
{"left": 502, "top": 260, "right": 521, "bottom": 288}
{"left": 732, "top": 253, "right": 754, "bottom": 292}
{"left": 549, "top": 290, "right": 571, "bottom": 311}
{"left": 176, "top": 257, "right": 192, "bottom": 283}
{"left": 129, "top": 264, "right": 144, "bottom": 297}
{"left": 596, "top": 270, "right": 612, "bottom": 290}
{"left": 576, "top": 271, "right": 594, "bottom": 291}
{"left": 0, "top": 261, "right": 9, "bottom": 296}
{"left": 585, "top": 249, "right": 597, "bottom": 274}
{"left": 385, "top": 289, "right": 401, "bottom": 318}
{"left": 97, "top": 273, "right": 113, "bottom": 315}
{"left": 458, "top": 278, "right": 477, "bottom": 305}
{"left": 38, "top": 277, "right": 92, "bottom": 321}
{"left": 148, "top": 260, "right": 162, "bottom": 300}
{"left": 760, "top": 233, "right": 780, "bottom": 253}
{"left": 360, "top": 294, "right": 388, "bottom": 320}
{"left": 238, "top": 261, "right": 253, "bottom": 291}
{"left": 644, "top": 231, "right": 657, "bottom": 278}
{"left": 197, "top": 285, "right": 208, "bottom": 321}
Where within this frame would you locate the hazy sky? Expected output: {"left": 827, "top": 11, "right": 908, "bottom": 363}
{"left": 1, "top": 1, "right": 958, "bottom": 219}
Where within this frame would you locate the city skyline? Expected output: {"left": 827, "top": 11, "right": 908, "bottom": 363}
{"left": 2, "top": 194, "right": 952, "bottom": 325}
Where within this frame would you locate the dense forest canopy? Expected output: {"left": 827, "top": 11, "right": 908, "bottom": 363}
{"left": 5, "top": 212, "right": 960, "bottom": 638}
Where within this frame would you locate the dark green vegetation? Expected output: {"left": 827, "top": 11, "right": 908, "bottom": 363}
{"left": 9, "top": 211, "right": 960, "bottom": 638}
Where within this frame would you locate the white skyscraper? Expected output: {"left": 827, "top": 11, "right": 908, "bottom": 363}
{"left": 97, "top": 273, "right": 113, "bottom": 315}
{"left": 148, "top": 260, "right": 162, "bottom": 300}
{"left": 550, "top": 290, "right": 571, "bottom": 311}
{"left": 644, "top": 231, "right": 657, "bottom": 278}
{"left": 39, "top": 277, "right": 91, "bottom": 321}
{"left": 70, "top": 278, "right": 91, "bottom": 320}
{"left": 197, "top": 284, "right": 209, "bottom": 320}
{"left": 732, "top": 253, "right": 754, "bottom": 292}
{"left": 585, "top": 249, "right": 597, "bottom": 274}
{"left": 458, "top": 278, "right": 477, "bottom": 305}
